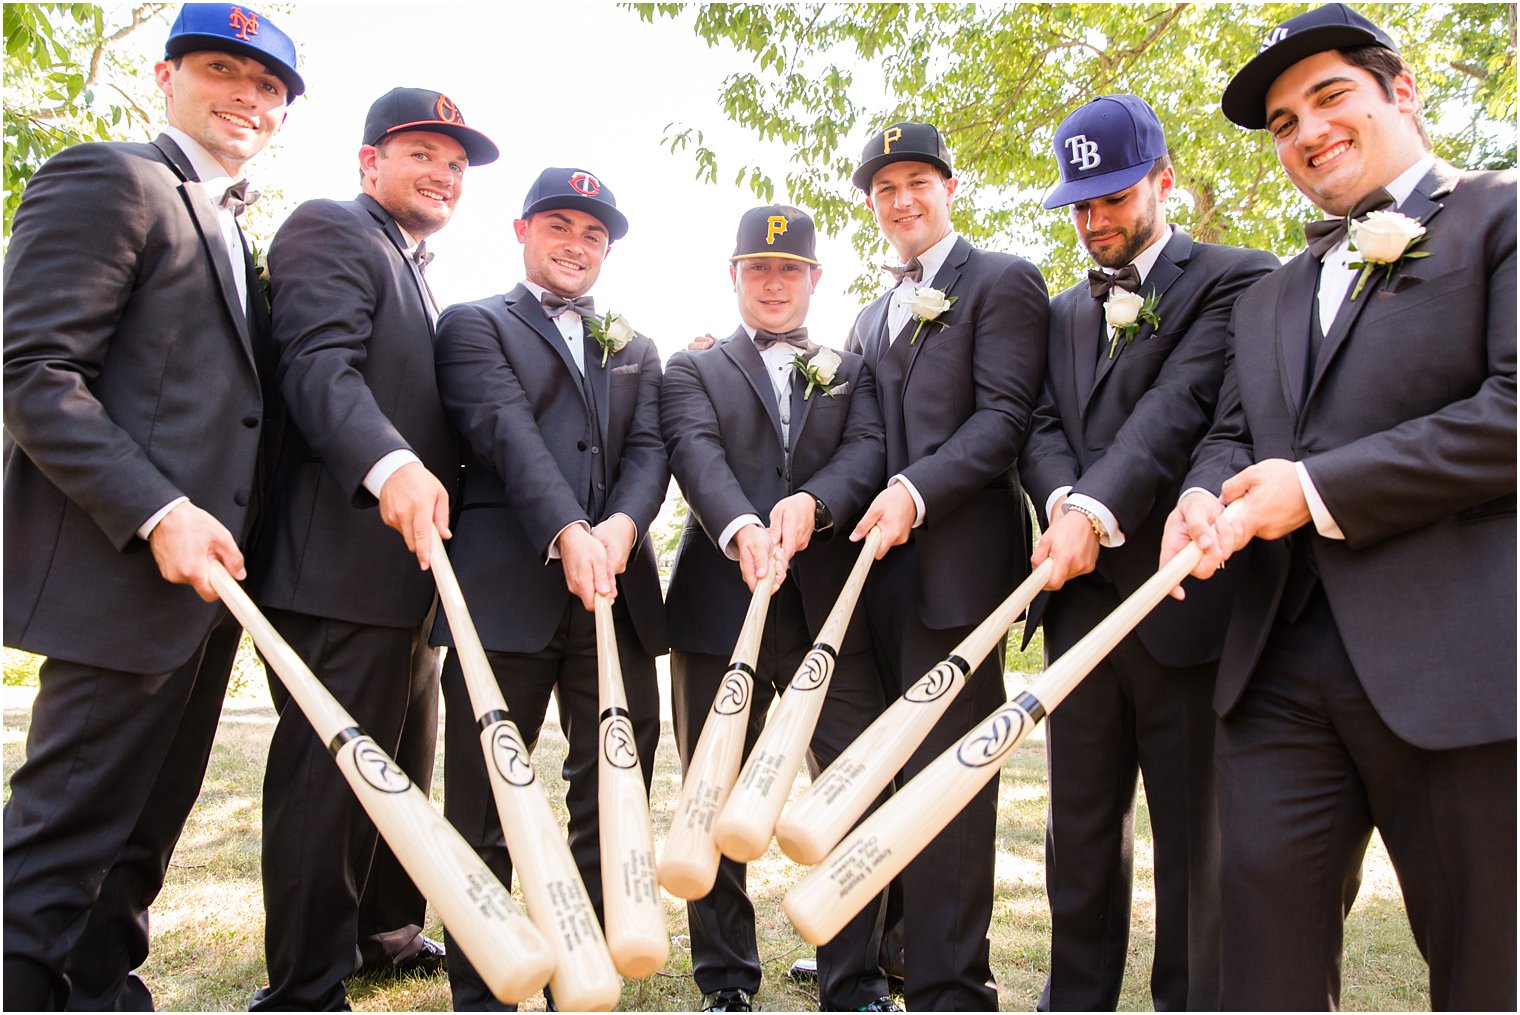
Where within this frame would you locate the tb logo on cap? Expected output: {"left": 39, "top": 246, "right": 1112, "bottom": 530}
{"left": 767, "top": 215, "right": 788, "bottom": 245}
{"left": 1261, "top": 26, "right": 1290, "bottom": 50}
{"left": 569, "top": 171, "right": 601, "bottom": 197}
{"left": 1065, "top": 134, "right": 1101, "bottom": 171}
{"left": 228, "top": 6, "right": 259, "bottom": 41}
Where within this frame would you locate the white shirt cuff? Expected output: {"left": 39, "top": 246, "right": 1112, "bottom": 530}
{"left": 1065, "top": 492, "right": 1125, "bottom": 548}
{"left": 889, "top": 474, "right": 926, "bottom": 528}
{"left": 1179, "top": 486, "right": 1217, "bottom": 506}
{"left": 1294, "top": 461, "right": 1345, "bottom": 540}
{"left": 362, "top": 449, "right": 422, "bottom": 499}
{"left": 1045, "top": 486, "right": 1072, "bottom": 526}
{"left": 547, "top": 519, "right": 593, "bottom": 560}
{"left": 718, "top": 514, "right": 763, "bottom": 561}
{"left": 137, "top": 496, "right": 189, "bottom": 540}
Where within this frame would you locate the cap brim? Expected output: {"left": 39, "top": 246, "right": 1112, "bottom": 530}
{"left": 729, "top": 251, "right": 820, "bottom": 264}
{"left": 851, "top": 151, "right": 952, "bottom": 192}
{"left": 1222, "top": 26, "right": 1385, "bottom": 128}
{"left": 381, "top": 122, "right": 499, "bottom": 165}
{"left": 1041, "top": 160, "right": 1154, "bottom": 209}
{"left": 523, "top": 195, "right": 629, "bottom": 241}
{"left": 165, "top": 35, "right": 305, "bottom": 97}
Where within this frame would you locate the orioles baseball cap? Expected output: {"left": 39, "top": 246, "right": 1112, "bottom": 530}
{"left": 1043, "top": 95, "right": 1168, "bottom": 209}
{"left": 363, "top": 87, "right": 499, "bottom": 165}
{"left": 520, "top": 167, "right": 629, "bottom": 241}
{"left": 730, "top": 204, "right": 819, "bottom": 264}
{"left": 165, "top": 3, "right": 303, "bottom": 97}
{"left": 852, "top": 122, "right": 954, "bottom": 192}
{"left": 1223, "top": 3, "right": 1397, "bottom": 129}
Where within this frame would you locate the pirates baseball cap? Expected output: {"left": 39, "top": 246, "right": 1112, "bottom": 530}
{"left": 1223, "top": 3, "right": 1397, "bottom": 129}
{"left": 519, "top": 167, "right": 629, "bottom": 241}
{"left": 363, "top": 87, "right": 499, "bottom": 165}
{"left": 165, "top": 3, "right": 304, "bottom": 97}
{"left": 852, "top": 122, "right": 953, "bottom": 192}
{"left": 1043, "top": 95, "right": 1168, "bottom": 209}
{"left": 730, "top": 204, "right": 819, "bottom": 265}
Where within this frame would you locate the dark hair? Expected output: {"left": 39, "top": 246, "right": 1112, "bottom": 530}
{"left": 1147, "top": 152, "right": 1174, "bottom": 181}
{"left": 1339, "top": 44, "right": 1432, "bottom": 149}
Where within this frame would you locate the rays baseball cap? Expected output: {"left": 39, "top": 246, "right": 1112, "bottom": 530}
{"left": 1223, "top": 3, "right": 1398, "bottom": 129}
{"left": 165, "top": 3, "right": 303, "bottom": 97}
{"left": 730, "top": 205, "right": 819, "bottom": 264}
{"left": 852, "top": 122, "right": 953, "bottom": 192}
{"left": 519, "top": 167, "right": 628, "bottom": 241}
{"left": 363, "top": 87, "right": 499, "bottom": 165}
{"left": 1043, "top": 95, "right": 1168, "bottom": 209}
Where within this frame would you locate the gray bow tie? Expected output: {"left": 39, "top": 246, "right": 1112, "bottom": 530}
{"left": 412, "top": 243, "right": 434, "bottom": 271}
{"left": 219, "top": 179, "right": 258, "bottom": 216}
{"left": 1304, "top": 188, "right": 1395, "bottom": 260}
{"left": 541, "top": 292, "right": 596, "bottom": 320}
{"left": 882, "top": 257, "right": 923, "bottom": 284}
{"left": 754, "top": 328, "right": 809, "bottom": 351}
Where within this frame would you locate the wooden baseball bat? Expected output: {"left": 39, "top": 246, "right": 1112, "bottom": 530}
{"left": 657, "top": 570, "right": 778, "bottom": 899}
{"left": 712, "top": 529, "right": 882, "bottom": 863}
{"left": 208, "top": 563, "right": 554, "bottom": 1005}
{"left": 782, "top": 505, "right": 1241, "bottom": 945}
{"left": 774, "top": 558, "right": 1054, "bottom": 865}
{"left": 593, "top": 593, "right": 670, "bottom": 978}
{"left": 428, "top": 532, "right": 622, "bottom": 1012}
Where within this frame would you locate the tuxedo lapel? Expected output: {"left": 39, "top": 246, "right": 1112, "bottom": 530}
{"left": 720, "top": 330, "right": 785, "bottom": 447}
{"left": 1090, "top": 232, "right": 1191, "bottom": 399}
{"left": 504, "top": 284, "right": 588, "bottom": 408}
{"left": 789, "top": 341, "right": 817, "bottom": 448}
{"left": 1275, "top": 254, "right": 1319, "bottom": 416}
{"left": 360, "top": 193, "right": 435, "bottom": 338}
{"left": 901, "top": 236, "right": 970, "bottom": 380}
{"left": 863, "top": 295, "right": 893, "bottom": 368}
{"left": 583, "top": 330, "right": 611, "bottom": 445}
{"left": 1073, "top": 294, "right": 1106, "bottom": 418}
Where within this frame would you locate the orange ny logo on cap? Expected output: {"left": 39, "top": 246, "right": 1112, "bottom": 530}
{"left": 228, "top": 6, "right": 259, "bottom": 41}
{"left": 435, "top": 95, "right": 464, "bottom": 125}
{"left": 882, "top": 126, "right": 903, "bottom": 155}
{"left": 569, "top": 171, "right": 601, "bottom": 197}
{"left": 766, "top": 215, "right": 788, "bottom": 245}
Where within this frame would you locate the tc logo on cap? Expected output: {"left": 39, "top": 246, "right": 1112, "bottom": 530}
{"left": 1065, "top": 134, "right": 1101, "bottom": 171}
{"left": 569, "top": 171, "right": 601, "bottom": 197}
{"left": 766, "top": 215, "right": 788, "bottom": 245}
{"left": 228, "top": 6, "right": 259, "bottom": 42}
{"left": 435, "top": 95, "right": 464, "bottom": 125}
{"left": 1261, "top": 26, "right": 1290, "bottom": 50}
{"left": 882, "top": 126, "right": 904, "bottom": 154}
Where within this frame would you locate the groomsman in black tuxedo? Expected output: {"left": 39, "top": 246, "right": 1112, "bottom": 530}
{"left": 845, "top": 123, "right": 1049, "bottom": 1010}
{"left": 432, "top": 168, "right": 668, "bottom": 1011}
{"left": 1022, "top": 94, "right": 1278, "bottom": 1011}
{"left": 2, "top": 5, "right": 301, "bottom": 1008}
{"left": 662, "top": 205, "right": 893, "bottom": 1012}
{"left": 1163, "top": 4, "right": 1515, "bottom": 1008}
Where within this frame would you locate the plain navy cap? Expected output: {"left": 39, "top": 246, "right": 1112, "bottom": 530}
{"left": 852, "top": 122, "right": 953, "bottom": 192}
{"left": 363, "top": 88, "right": 499, "bottom": 165}
{"left": 731, "top": 204, "right": 819, "bottom": 264}
{"left": 1043, "top": 95, "right": 1168, "bottom": 209}
{"left": 1223, "top": 3, "right": 1397, "bottom": 129}
{"left": 165, "top": 4, "right": 303, "bottom": 97}
{"left": 520, "top": 168, "right": 628, "bottom": 241}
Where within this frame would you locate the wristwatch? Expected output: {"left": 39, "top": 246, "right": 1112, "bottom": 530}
{"left": 1063, "top": 501, "right": 1109, "bottom": 543}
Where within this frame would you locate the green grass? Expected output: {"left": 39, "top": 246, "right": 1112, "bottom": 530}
{"left": 1, "top": 650, "right": 1425, "bottom": 1011}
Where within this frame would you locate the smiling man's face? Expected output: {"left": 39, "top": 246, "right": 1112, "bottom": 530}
{"left": 515, "top": 207, "right": 610, "bottom": 299}
{"left": 866, "top": 160, "right": 957, "bottom": 262}
{"left": 155, "top": 50, "right": 288, "bottom": 175}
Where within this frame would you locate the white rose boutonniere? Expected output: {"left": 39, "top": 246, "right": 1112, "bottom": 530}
{"left": 1104, "top": 290, "right": 1161, "bottom": 358}
{"left": 250, "top": 242, "right": 272, "bottom": 311}
{"left": 586, "top": 311, "right": 635, "bottom": 366}
{"left": 901, "top": 286, "right": 958, "bottom": 345}
{"left": 791, "top": 346, "right": 843, "bottom": 400}
{"left": 1348, "top": 210, "right": 1430, "bottom": 301}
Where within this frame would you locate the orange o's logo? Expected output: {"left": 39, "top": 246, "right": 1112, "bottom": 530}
{"left": 569, "top": 171, "right": 601, "bottom": 197}
{"left": 882, "top": 126, "right": 903, "bottom": 155}
{"left": 228, "top": 6, "right": 259, "bottom": 41}
{"left": 435, "top": 95, "right": 464, "bottom": 125}
{"left": 766, "top": 215, "right": 788, "bottom": 245}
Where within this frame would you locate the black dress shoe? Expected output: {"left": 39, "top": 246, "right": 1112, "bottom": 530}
{"left": 857, "top": 997, "right": 903, "bottom": 1012}
{"left": 392, "top": 935, "right": 447, "bottom": 977}
{"left": 787, "top": 957, "right": 818, "bottom": 983}
{"left": 700, "top": 987, "right": 754, "bottom": 1012}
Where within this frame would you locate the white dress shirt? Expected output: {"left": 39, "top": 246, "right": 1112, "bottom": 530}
{"left": 717, "top": 325, "right": 802, "bottom": 558}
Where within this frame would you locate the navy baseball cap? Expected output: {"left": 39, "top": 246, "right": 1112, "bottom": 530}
{"left": 1223, "top": 3, "right": 1397, "bottom": 129}
{"left": 731, "top": 204, "right": 819, "bottom": 264}
{"left": 852, "top": 122, "right": 953, "bottom": 192}
{"left": 165, "top": 3, "right": 303, "bottom": 97}
{"left": 1043, "top": 95, "right": 1168, "bottom": 209}
{"left": 364, "top": 88, "right": 499, "bottom": 165}
{"left": 520, "top": 167, "right": 628, "bottom": 241}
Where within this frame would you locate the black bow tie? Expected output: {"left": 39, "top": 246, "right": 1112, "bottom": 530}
{"left": 541, "top": 292, "right": 596, "bottom": 320}
{"left": 1304, "top": 188, "right": 1396, "bottom": 260}
{"left": 219, "top": 179, "right": 258, "bottom": 217}
{"left": 882, "top": 257, "right": 923, "bottom": 284}
{"left": 755, "top": 328, "right": 809, "bottom": 351}
{"left": 412, "top": 243, "right": 434, "bottom": 271}
{"left": 1087, "top": 264, "right": 1141, "bottom": 300}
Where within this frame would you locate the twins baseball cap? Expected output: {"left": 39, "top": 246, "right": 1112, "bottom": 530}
{"left": 519, "top": 167, "right": 628, "bottom": 240}
{"left": 165, "top": 3, "right": 303, "bottom": 97}
{"left": 363, "top": 87, "right": 499, "bottom": 165}
{"left": 730, "top": 205, "right": 819, "bottom": 264}
{"left": 1223, "top": 3, "right": 1398, "bottom": 129}
{"left": 852, "top": 122, "right": 954, "bottom": 192}
{"left": 1043, "top": 95, "right": 1168, "bottom": 209}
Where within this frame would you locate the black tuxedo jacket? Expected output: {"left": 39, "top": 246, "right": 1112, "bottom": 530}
{"left": 431, "top": 284, "right": 668, "bottom": 656}
{"left": 846, "top": 236, "right": 1048, "bottom": 629}
{"left": 1188, "top": 162, "right": 1515, "bottom": 749}
{"left": 662, "top": 330, "right": 886, "bottom": 655}
{"left": 250, "top": 194, "right": 458, "bottom": 629}
{"left": 4, "top": 135, "right": 275, "bottom": 673}
{"left": 1021, "top": 231, "right": 1280, "bottom": 667}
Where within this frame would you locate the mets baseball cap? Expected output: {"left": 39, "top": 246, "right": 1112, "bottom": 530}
{"left": 363, "top": 87, "right": 499, "bottom": 165}
{"left": 1223, "top": 3, "right": 1398, "bottom": 129}
{"left": 520, "top": 168, "right": 628, "bottom": 241}
{"left": 730, "top": 205, "right": 819, "bottom": 264}
{"left": 852, "top": 122, "right": 954, "bottom": 192}
{"left": 165, "top": 3, "right": 303, "bottom": 97}
{"left": 1043, "top": 95, "right": 1168, "bottom": 209}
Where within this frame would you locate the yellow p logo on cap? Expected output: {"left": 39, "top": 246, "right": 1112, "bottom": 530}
{"left": 882, "top": 126, "right": 903, "bottom": 154}
{"left": 767, "top": 215, "right": 788, "bottom": 245}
